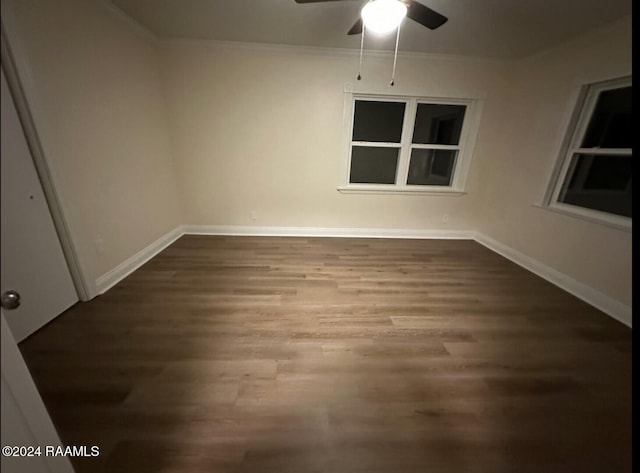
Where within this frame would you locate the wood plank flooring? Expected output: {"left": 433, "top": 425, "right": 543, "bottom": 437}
{"left": 19, "top": 235, "right": 631, "bottom": 472}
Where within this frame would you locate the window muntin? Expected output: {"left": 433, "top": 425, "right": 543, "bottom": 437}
{"left": 344, "top": 95, "right": 476, "bottom": 192}
{"left": 548, "top": 78, "right": 632, "bottom": 227}
{"left": 348, "top": 98, "right": 406, "bottom": 185}
{"left": 407, "top": 102, "right": 465, "bottom": 188}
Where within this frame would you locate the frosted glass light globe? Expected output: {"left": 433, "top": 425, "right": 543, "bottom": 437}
{"left": 361, "top": 0, "right": 407, "bottom": 35}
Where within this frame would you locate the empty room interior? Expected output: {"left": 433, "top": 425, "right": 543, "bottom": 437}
{"left": 0, "top": 0, "right": 632, "bottom": 472}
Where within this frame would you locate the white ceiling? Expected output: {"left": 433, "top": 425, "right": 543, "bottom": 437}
{"left": 106, "top": 0, "right": 631, "bottom": 59}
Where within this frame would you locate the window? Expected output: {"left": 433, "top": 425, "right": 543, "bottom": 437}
{"left": 546, "top": 77, "right": 631, "bottom": 229}
{"left": 340, "top": 94, "right": 481, "bottom": 194}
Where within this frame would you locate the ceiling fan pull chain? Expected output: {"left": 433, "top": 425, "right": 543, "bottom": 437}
{"left": 390, "top": 23, "right": 401, "bottom": 86}
{"left": 357, "top": 24, "right": 365, "bottom": 80}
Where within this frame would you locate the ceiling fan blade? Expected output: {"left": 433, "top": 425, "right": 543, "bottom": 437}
{"left": 347, "top": 18, "right": 363, "bottom": 35}
{"left": 406, "top": 1, "right": 448, "bottom": 30}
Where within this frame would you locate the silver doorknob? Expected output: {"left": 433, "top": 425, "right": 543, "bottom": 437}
{"left": 1, "top": 290, "right": 21, "bottom": 310}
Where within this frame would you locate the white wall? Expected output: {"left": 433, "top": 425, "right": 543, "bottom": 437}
{"left": 2, "top": 0, "right": 182, "bottom": 292}
{"left": 474, "top": 16, "right": 632, "bottom": 310}
{"left": 160, "top": 41, "right": 512, "bottom": 232}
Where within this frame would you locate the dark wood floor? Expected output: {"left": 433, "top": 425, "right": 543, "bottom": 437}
{"left": 19, "top": 235, "right": 631, "bottom": 472}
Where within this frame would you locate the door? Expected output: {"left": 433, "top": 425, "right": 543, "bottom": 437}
{"left": 1, "top": 311, "right": 75, "bottom": 473}
{"left": 1, "top": 65, "right": 78, "bottom": 342}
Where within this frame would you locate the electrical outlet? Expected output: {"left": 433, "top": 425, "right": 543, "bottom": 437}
{"left": 250, "top": 211, "right": 257, "bottom": 221}
{"left": 442, "top": 214, "right": 450, "bottom": 223}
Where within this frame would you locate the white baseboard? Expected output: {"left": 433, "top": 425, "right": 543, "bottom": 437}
{"left": 182, "top": 224, "right": 475, "bottom": 240}
{"left": 95, "top": 226, "right": 184, "bottom": 295}
{"left": 93, "top": 224, "right": 631, "bottom": 328}
{"left": 474, "top": 232, "right": 632, "bottom": 328}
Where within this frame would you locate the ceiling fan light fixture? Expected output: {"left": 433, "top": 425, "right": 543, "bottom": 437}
{"left": 361, "top": 0, "right": 407, "bottom": 35}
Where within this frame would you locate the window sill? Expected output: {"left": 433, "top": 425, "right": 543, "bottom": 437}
{"left": 338, "top": 186, "right": 467, "bottom": 196}
{"left": 533, "top": 203, "right": 631, "bottom": 232}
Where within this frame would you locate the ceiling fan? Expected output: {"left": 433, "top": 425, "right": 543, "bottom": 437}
{"left": 295, "top": 0, "right": 448, "bottom": 85}
{"left": 294, "top": 0, "right": 448, "bottom": 36}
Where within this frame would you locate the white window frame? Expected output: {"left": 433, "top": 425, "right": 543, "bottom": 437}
{"left": 338, "top": 93, "right": 482, "bottom": 195}
{"left": 544, "top": 76, "right": 632, "bottom": 231}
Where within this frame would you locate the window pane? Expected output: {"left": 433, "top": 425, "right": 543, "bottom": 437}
{"left": 352, "top": 101, "right": 405, "bottom": 142}
{"left": 349, "top": 146, "right": 399, "bottom": 184}
{"left": 560, "top": 153, "right": 631, "bottom": 217}
{"left": 406, "top": 149, "right": 457, "bottom": 186}
{"left": 581, "top": 86, "right": 632, "bottom": 149}
{"left": 412, "top": 104, "right": 466, "bottom": 145}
